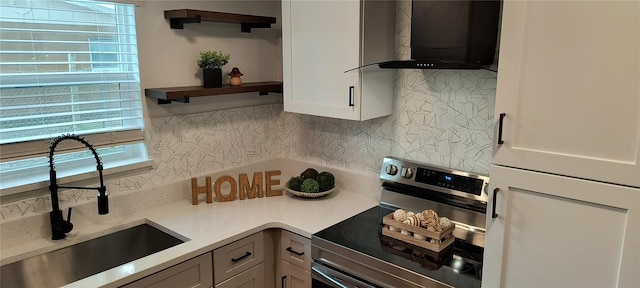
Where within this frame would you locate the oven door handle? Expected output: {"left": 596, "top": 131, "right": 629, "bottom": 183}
{"left": 311, "top": 266, "right": 349, "bottom": 288}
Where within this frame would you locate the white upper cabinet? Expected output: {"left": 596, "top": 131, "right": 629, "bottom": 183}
{"left": 282, "top": 0, "right": 395, "bottom": 121}
{"left": 483, "top": 165, "right": 640, "bottom": 287}
{"left": 492, "top": 0, "right": 640, "bottom": 187}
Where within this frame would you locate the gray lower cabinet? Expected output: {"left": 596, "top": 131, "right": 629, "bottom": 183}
{"left": 121, "top": 252, "right": 213, "bottom": 288}
{"left": 122, "top": 230, "right": 308, "bottom": 288}
{"left": 278, "top": 231, "right": 311, "bottom": 288}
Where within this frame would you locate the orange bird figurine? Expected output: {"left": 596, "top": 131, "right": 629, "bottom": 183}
{"left": 228, "top": 67, "right": 243, "bottom": 86}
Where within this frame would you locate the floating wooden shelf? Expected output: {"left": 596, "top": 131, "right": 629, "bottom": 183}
{"left": 164, "top": 9, "right": 277, "bottom": 32}
{"left": 145, "top": 81, "right": 283, "bottom": 104}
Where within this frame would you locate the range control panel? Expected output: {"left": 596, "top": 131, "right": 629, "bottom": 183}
{"left": 380, "top": 156, "right": 489, "bottom": 203}
{"left": 415, "top": 167, "right": 484, "bottom": 196}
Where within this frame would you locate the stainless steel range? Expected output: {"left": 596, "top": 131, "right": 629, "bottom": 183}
{"left": 311, "top": 157, "right": 489, "bottom": 288}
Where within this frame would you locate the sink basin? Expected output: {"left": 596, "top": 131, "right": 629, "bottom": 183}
{"left": 1, "top": 223, "right": 185, "bottom": 288}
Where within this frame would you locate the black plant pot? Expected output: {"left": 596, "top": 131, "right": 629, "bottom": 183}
{"left": 203, "top": 68, "right": 222, "bottom": 88}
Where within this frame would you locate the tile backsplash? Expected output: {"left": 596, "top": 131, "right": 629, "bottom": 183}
{"left": 391, "top": 69, "right": 496, "bottom": 174}
{"left": 277, "top": 68, "right": 496, "bottom": 177}
{"left": 0, "top": 0, "right": 495, "bottom": 221}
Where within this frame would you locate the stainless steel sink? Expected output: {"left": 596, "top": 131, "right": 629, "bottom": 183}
{"left": 1, "top": 223, "right": 185, "bottom": 288}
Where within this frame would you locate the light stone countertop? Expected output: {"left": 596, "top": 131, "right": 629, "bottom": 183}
{"left": 0, "top": 158, "right": 381, "bottom": 288}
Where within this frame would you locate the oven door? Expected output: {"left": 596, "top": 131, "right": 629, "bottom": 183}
{"left": 311, "top": 262, "right": 379, "bottom": 288}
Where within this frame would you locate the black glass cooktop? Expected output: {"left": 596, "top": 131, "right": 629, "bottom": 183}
{"left": 313, "top": 206, "right": 483, "bottom": 288}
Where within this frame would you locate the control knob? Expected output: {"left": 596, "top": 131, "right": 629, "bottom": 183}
{"left": 400, "top": 167, "right": 413, "bottom": 179}
{"left": 386, "top": 164, "right": 398, "bottom": 175}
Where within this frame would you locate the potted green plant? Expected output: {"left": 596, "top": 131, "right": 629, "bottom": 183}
{"left": 197, "top": 50, "right": 230, "bottom": 88}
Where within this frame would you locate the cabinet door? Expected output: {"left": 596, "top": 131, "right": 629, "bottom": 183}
{"left": 492, "top": 0, "right": 640, "bottom": 187}
{"left": 216, "top": 263, "right": 265, "bottom": 288}
{"left": 280, "top": 261, "right": 311, "bottom": 288}
{"left": 282, "top": 0, "right": 361, "bottom": 120}
{"left": 122, "top": 252, "right": 213, "bottom": 288}
{"left": 483, "top": 165, "right": 640, "bottom": 287}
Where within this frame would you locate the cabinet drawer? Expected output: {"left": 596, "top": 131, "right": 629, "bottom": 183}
{"left": 121, "top": 252, "right": 213, "bottom": 288}
{"left": 214, "top": 231, "right": 264, "bottom": 284}
{"left": 215, "top": 262, "right": 265, "bottom": 288}
{"left": 280, "top": 230, "right": 311, "bottom": 270}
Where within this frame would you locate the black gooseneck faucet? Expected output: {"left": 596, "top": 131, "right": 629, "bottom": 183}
{"left": 49, "top": 134, "right": 109, "bottom": 240}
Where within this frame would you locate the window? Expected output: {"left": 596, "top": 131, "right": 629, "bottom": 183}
{"left": 0, "top": 0, "right": 147, "bottom": 191}
{"left": 89, "top": 37, "right": 119, "bottom": 70}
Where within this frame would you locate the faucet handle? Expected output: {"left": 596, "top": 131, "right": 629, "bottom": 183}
{"left": 50, "top": 208, "right": 73, "bottom": 239}
{"left": 97, "top": 189, "right": 109, "bottom": 215}
{"left": 62, "top": 208, "right": 73, "bottom": 233}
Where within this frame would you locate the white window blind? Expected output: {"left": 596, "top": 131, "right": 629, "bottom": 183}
{"left": 0, "top": 0, "right": 146, "bottom": 190}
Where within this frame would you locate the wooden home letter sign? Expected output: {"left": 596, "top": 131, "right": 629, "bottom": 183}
{"left": 192, "top": 170, "right": 283, "bottom": 205}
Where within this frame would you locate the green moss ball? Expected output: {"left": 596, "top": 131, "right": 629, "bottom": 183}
{"left": 288, "top": 176, "right": 304, "bottom": 191}
{"left": 300, "top": 168, "right": 319, "bottom": 180}
{"left": 316, "top": 172, "right": 335, "bottom": 192}
{"left": 300, "top": 178, "right": 320, "bottom": 193}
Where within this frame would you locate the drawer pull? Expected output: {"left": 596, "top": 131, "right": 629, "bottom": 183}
{"left": 492, "top": 188, "right": 500, "bottom": 219}
{"left": 231, "top": 251, "right": 252, "bottom": 262}
{"left": 286, "top": 247, "right": 305, "bottom": 256}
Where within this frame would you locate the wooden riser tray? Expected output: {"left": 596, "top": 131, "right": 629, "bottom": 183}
{"left": 380, "top": 234, "right": 454, "bottom": 271}
{"left": 381, "top": 213, "right": 455, "bottom": 252}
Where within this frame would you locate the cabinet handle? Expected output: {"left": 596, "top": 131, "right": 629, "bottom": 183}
{"left": 497, "top": 113, "right": 506, "bottom": 145}
{"left": 286, "top": 247, "right": 305, "bottom": 256}
{"left": 348, "top": 86, "right": 355, "bottom": 107}
{"left": 281, "top": 275, "right": 286, "bottom": 288}
{"left": 492, "top": 188, "right": 500, "bottom": 219}
{"left": 231, "top": 251, "right": 252, "bottom": 262}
